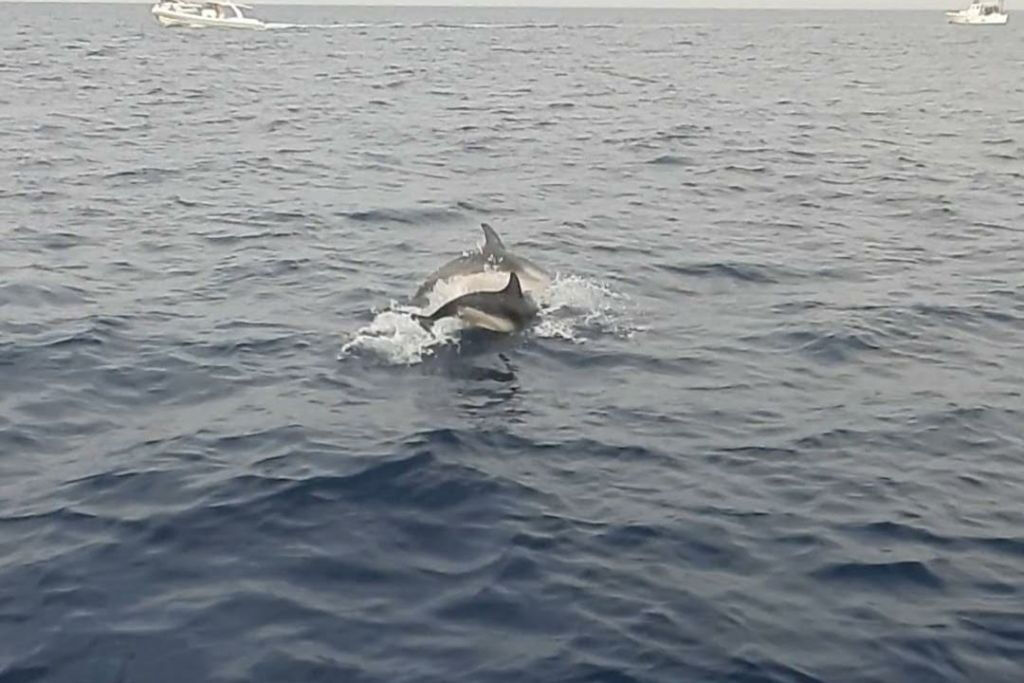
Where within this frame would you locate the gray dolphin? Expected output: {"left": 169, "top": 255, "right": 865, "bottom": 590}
{"left": 414, "top": 272, "right": 538, "bottom": 334}
{"left": 412, "top": 223, "right": 551, "bottom": 307}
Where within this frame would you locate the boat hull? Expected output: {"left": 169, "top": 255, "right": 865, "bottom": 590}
{"left": 947, "top": 13, "right": 1009, "bottom": 23}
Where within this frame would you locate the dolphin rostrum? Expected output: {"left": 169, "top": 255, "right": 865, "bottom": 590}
{"left": 412, "top": 223, "right": 551, "bottom": 308}
{"left": 414, "top": 272, "right": 538, "bottom": 334}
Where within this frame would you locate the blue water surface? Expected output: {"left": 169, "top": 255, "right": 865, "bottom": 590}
{"left": 1, "top": 4, "right": 1023, "bottom": 682}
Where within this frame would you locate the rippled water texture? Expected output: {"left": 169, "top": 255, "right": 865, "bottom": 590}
{"left": 2, "top": 4, "right": 1023, "bottom": 682}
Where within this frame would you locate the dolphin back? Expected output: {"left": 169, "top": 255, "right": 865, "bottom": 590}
{"left": 413, "top": 272, "right": 535, "bottom": 333}
{"left": 412, "top": 253, "right": 487, "bottom": 306}
{"left": 411, "top": 223, "right": 549, "bottom": 313}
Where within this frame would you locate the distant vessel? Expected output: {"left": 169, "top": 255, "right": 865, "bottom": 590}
{"left": 946, "top": 0, "right": 1009, "bottom": 24}
{"left": 151, "top": 1, "right": 268, "bottom": 30}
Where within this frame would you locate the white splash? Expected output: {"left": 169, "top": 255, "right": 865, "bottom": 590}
{"left": 338, "top": 274, "right": 639, "bottom": 366}
{"left": 338, "top": 305, "right": 465, "bottom": 366}
{"left": 533, "top": 275, "right": 638, "bottom": 342}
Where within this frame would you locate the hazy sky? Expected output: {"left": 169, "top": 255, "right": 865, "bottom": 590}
{"left": 10, "top": 0, "right": 960, "bottom": 7}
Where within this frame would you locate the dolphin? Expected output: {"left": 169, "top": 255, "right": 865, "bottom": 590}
{"left": 414, "top": 272, "right": 538, "bottom": 334}
{"left": 412, "top": 223, "right": 551, "bottom": 308}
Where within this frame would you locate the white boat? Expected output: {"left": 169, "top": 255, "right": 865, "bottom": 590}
{"left": 946, "top": 0, "right": 1009, "bottom": 24}
{"left": 151, "top": 1, "right": 268, "bottom": 30}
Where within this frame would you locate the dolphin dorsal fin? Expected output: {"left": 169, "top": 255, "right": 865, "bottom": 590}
{"left": 480, "top": 223, "right": 506, "bottom": 257}
{"left": 502, "top": 272, "right": 523, "bottom": 298}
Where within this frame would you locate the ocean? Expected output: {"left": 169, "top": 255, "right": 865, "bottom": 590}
{"left": 1, "top": 3, "right": 1023, "bottom": 681}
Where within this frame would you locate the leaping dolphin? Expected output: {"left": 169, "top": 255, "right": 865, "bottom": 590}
{"left": 414, "top": 272, "right": 538, "bottom": 334}
{"left": 412, "top": 223, "right": 551, "bottom": 308}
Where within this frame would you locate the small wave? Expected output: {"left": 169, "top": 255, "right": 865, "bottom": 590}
{"left": 266, "top": 22, "right": 398, "bottom": 30}
{"left": 103, "top": 166, "right": 179, "bottom": 184}
{"left": 647, "top": 154, "right": 696, "bottom": 166}
{"left": 587, "top": 66, "right": 659, "bottom": 84}
{"left": 799, "top": 331, "right": 882, "bottom": 364}
{"left": 721, "top": 164, "right": 769, "bottom": 175}
{"left": 339, "top": 206, "right": 465, "bottom": 225}
{"left": 960, "top": 610, "right": 1024, "bottom": 643}
{"left": 744, "top": 327, "right": 885, "bottom": 365}
{"left": 811, "top": 560, "right": 944, "bottom": 590}
{"left": 412, "top": 22, "right": 560, "bottom": 30}
{"left": 173, "top": 195, "right": 215, "bottom": 208}
{"left": 662, "top": 262, "right": 782, "bottom": 284}
{"left": 0, "top": 282, "right": 93, "bottom": 309}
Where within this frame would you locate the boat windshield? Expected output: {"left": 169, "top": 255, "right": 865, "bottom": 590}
{"left": 202, "top": 2, "right": 245, "bottom": 18}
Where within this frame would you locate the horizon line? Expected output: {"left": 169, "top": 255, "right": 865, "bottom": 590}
{"left": 0, "top": 0, "right": 960, "bottom": 8}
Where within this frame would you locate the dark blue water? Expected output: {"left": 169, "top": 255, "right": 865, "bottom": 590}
{"left": 2, "top": 4, "right": 1024, "bottom": 681}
